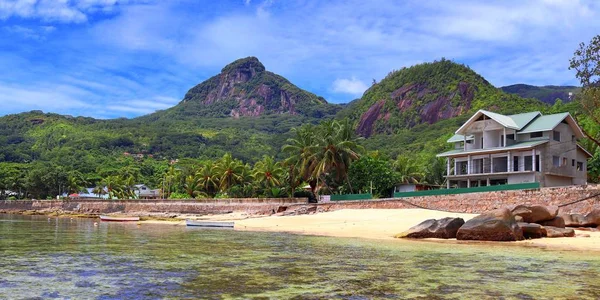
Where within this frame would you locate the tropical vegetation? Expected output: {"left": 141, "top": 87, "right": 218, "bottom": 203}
{"left": 2, "top": 47, "right": 600, "bottom": 200}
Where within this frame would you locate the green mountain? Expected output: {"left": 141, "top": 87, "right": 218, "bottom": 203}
{"left": 345, "top": 59, "right": 547, "bottom": 138}
{"left": 152, "top": 57, "right": 339, "bottom": 120}
{"left": 340, "top": 59, "right": 550, "bottom": 159}
{"left": 0, "top": 58, "right": 346, "bottom": 167}
{"left": 500, "top": 84, "right": 579, "bottom": 104}
{"left": 0, "top": 58, "right": 558, "bottom": 195}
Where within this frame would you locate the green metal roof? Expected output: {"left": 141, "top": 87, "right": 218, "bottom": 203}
{"left": 447, "top": 134, "right": 474, "bottom": 143}
{"left": 437, "top": 139, "right": 549, "bottom": 157}
{"left": 518, "top": 112, "right": 570, "bottom": 134}
{"left": 479, "top": 110, "right": 519, "bottom": 129}
{"left": 506, "top": 111, "right": 541, "bottom": 129}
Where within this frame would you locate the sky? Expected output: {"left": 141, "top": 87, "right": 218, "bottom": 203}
{"left": 0, "top": 0, "right": 599, "bottom": 119}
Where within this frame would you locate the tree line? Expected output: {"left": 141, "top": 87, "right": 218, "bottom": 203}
{"left": 0, "top": 119, "right": 445, "bottom": 200}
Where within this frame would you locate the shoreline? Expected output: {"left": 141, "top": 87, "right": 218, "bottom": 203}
{"left": 3, "top": 208, "right": 600, "bottom": 252}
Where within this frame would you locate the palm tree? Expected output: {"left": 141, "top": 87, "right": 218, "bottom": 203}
{"left": 67, "top": 171, "right": 87, "bottom": 195}
{"left": 308, "top": 119, "right": 364, "bottom": 193}
{"left": 197, "top": 163, "right": 219, "bottom": 196}
{"left": 281, "top": 161, "right": 301, "bottom": 198}
{"left": 282, "top": 124, "right": 319, "bottom": 194}
{"left": 102, "top": 175, "right": 122, "bottom": 199}
{"left": 253, "top": 155, "right": 284, "bottom": 190}
{"left": 92, "top": 185, "right": 107, "bottom": 199}
{"left": 161, "top": 165, "right": 179, "bottom": 199}
{"left": 212, "top": 153, "right": 245, "bottom": 193}
{"left": 283, "top": 119, "right": 364, "bottom": 195}
{"left": 121, "top": 175, "right": 136, "bottom": 199}
{"left": 423, "top": 157, "right": 446, "bottom": 186}
{"left": 183, "top": 174, "right": 203, "bottom": 198}
{"left": 393, "top": 155, "right": 424, "bottom": 184}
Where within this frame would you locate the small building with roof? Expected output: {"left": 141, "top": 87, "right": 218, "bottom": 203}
{"left": 437, "top": 110, "right": 592, "bottom": 188}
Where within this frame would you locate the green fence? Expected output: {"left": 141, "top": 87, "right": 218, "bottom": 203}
{"left": 393, "top": 182, "right": 540, "bottom": 198}
{"left": 330, "top": 193, "right": 372, "bottom": 201}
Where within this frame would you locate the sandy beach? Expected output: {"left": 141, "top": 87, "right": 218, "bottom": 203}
{"left": 223, "top": 208, "right": 600, "bottom": 252}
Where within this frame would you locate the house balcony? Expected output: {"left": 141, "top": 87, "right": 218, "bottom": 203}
{"left": 545, "top": 165, "right": 576, "bottom": 178}
{"left": 446, "top": 170, "right": 535, "bottom": 179}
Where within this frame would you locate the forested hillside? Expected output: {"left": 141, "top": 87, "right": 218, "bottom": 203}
{"left": 1, "top": 58, "right": 596, "bottom": 200}
{"left": 341, "top": 59, "right": 550, "bottom": 160}
{"left": 501, "top": 84, "right": 579, "bottom": 105}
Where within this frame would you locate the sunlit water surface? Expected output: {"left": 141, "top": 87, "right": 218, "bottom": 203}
{"left": 1, "top": 214, "right": 599, "bottom": 299}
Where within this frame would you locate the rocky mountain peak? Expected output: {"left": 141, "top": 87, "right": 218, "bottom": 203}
{"left": 171, "top": 57, "right": 333, "bottom": 118}
{"left": 220, "top": 56, "right": 265, "bottom": 83}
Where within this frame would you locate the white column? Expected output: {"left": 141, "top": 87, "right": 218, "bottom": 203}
{"left": 532, "top": 149, "right": 536, "bottom": 172}
{"left": 507, "top": 151, "right": 511, "bottom": 172}
{"left": 464, "top": 135, "right": 467, "bottom": 151}
{"left": 454, "top": 159, "right": 457, "bottom": 175}
{"left": 467, "top": 179, "right": 471, "bottom": 188}
{"left": 467, "top": 155, "right": 472, "bottom": 175}
{"left": 447, "top": 157, "right": 451, "bottom": 176}
{"left": 490, "top": 154, "right": 493, "bottom": 174}
{"left": 503, "top": 127, "right": 507, "bottom": 147}
{"left": 538, "top": 150, "right": 542, "bottom": 172}
{"left": 487, "top": 177, "right": 491, "bottom": 186}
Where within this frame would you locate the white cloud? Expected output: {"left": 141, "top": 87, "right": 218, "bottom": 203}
{"left": 2, "top": 0, "right": 600, "bottom": 119}
{"left": 0, "top": 0, "right": 146, "bottom": 23}
{"left": 3, "top": 24, "right": 54, "bottom": 39}
{"left": 332, "top": 77, "right": 369, "bottom": 96}
{"left": 106, "top": 96, "right": 179, "bottom": 114}
{"left": 0, "top": 83, "right": 89, "bottom": 112}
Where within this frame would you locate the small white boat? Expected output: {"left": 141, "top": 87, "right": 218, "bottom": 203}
{"left": 185, "top": 220, "right": 234, "bottom": 228}
{"left": 99, "top": 215, "right": 140, "bottom": 222}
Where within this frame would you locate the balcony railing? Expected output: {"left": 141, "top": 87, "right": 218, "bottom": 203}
{"left": 545, "top": 165, "right": 576, "bottom": 177}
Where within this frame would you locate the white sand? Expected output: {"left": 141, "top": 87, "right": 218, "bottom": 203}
{"left": 231, "top": 208, "right": 600, "bottom": 251}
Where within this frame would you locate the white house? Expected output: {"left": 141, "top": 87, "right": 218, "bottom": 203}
{"left": 437, "top": 110, "right": 592, "bottom": 189}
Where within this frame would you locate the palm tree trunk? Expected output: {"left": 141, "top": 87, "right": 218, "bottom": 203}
{"left": 345, "top": 176, "right": 354, "bottom": 194}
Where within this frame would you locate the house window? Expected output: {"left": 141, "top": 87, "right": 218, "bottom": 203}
{"left": 553, "top": 131, "right": 561, "bottom": 142}
{"left": 536, "top": 155, "right": 540, "bottom": 172}
{"left": 562, "top": 157, "right": 567, "bottom": 166}
{"left": 507, "top": 134, "right": 515, "bottom": 140}
{"left": 577, "top": 161, "right": 584, "bottom": 171}
{"left": 572, "top": 159, "right": 575, "bottom": 167}
{"left": 513, "top": 156, "right": 519, "bottom": 171}
{"left": 553, "top": 156, "right": 560, "bottom": 167}
{"left": 524, "top": 156, "right": 533, "bottom": 171}
{"left": 500, "top": 135, "right": 504, "bottom": 147}
{"left": 530, "top": 132, "right": 543, "bottom": 138}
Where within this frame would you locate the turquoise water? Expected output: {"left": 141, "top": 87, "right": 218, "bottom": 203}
{"left": 1, "top": 214, "right": 599, "bottom": 299}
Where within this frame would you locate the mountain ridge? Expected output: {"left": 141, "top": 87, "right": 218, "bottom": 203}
{"left": 343, "top": 59, "right": 547, "bottom": 138}
{"left": 500, "top": 84, "right": 579, "bottom": 104}
{"left": 152, "top": 56, "right": 340, "bottom": 120}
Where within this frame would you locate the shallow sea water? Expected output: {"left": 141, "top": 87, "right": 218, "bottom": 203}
{"left": 1, "top": 213, "right": 599, "bottom": 299}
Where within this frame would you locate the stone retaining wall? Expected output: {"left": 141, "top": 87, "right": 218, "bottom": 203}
{"left": 0, "top": 198, "right": 308, "bottom": 216}
{"left": 1, "top": 185, "right": 599, "bottom": 216}
{"left": 315, "top": 184, "right": 600, "bottom": 214}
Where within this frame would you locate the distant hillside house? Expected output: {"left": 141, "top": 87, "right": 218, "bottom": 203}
{"left": 134, "top": 184, "right": 160, "bottom": 199}
{"left": 437, "top": 110, "right": 592, "bottom": 189}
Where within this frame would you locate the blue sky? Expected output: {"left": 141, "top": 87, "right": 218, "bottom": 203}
{"left": 0, "top": 0, "right": 599, "bottom": 119}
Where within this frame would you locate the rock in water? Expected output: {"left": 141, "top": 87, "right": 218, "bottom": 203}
{"left": 539, "top": 216, "right": 566, "bottom": 228}
{"left": 544, "top": 226, "right": 575, "bottom": 238}
{"left": 395, "top": 217, "right": 465, "bottom": 239}
{"left": 457, "top": 208, "right": 523, "bottom": 241}
{"left": 518, "top": 222, "right": 547, "bottom": 239}
{"left": 512, "top": 205, "right": 558, "bottom": 223}
{"left": 560, "top": 213, "right": 589, "bottom": 227}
